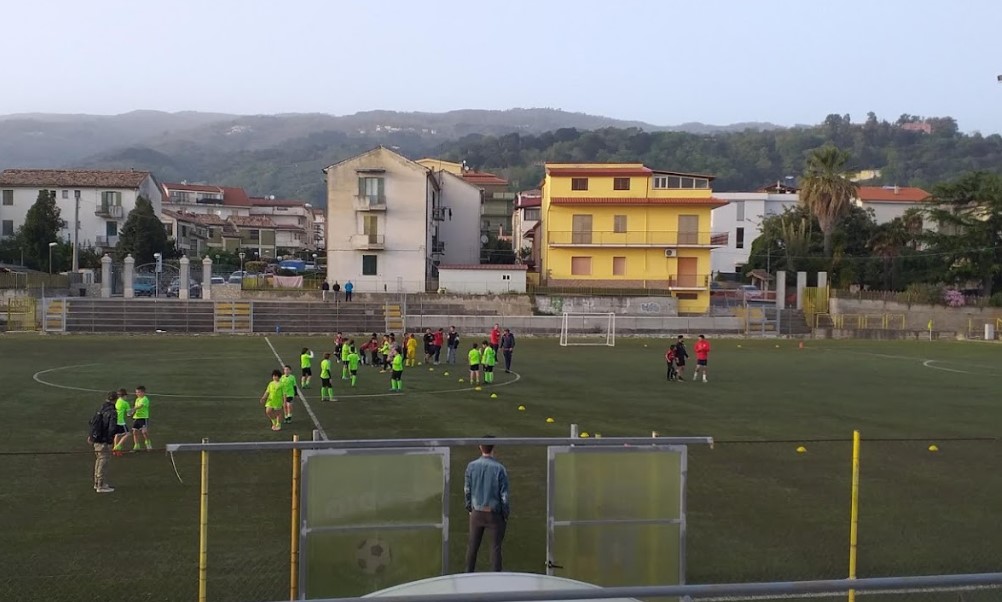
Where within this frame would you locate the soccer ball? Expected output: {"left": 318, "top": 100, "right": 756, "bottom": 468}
{"left": 355, "top": 538, "right": 392, "bottom": 574}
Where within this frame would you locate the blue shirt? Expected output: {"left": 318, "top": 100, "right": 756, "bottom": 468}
{"left": 344, "top": 281, "right": 353, "bottom": 292}
{"left": 464, "top": 455, "right": 510, "bottom": 515}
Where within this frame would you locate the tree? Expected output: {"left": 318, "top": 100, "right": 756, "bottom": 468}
{"left": 115, "top": 196, "right": 170, "bottom": 264}
{"left": 923, "top": 171, "right": 1002, "bottom": 296}
{"left": 17, "top": 190, "right": 65, "bottom": 271}
{"left": 799, "top": 145, "right": 858, "bottom": 258}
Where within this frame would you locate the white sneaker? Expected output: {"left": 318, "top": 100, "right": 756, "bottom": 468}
{"left": 96, "top": 486, "right": 115, "bottom": 493}
{"left": 703, "top": 377, "right": 708, "bottom": 383}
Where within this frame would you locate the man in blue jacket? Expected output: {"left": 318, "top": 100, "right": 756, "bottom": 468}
{"left": 464, "top": 436, "right": 510, "bottom": 572}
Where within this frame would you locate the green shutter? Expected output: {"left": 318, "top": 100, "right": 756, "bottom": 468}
{"left": 358, "top": 177, "right": 365, "bottom": 196}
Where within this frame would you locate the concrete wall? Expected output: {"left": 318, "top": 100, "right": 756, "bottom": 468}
{"left": 406, "top": 314, "right": 741, "bottom": 335}
{"left": 535, "top": 295, "right": 678, "bottom": 316}
{"left": 438, "top": 267, "right": 527, "bottom": 294}
{"left": 831, "top": 298, "right": 1002, "bottom": 334}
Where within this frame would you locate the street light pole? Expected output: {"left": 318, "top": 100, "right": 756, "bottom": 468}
{"left": 48, "top": 241, "right": 57, "bottom": 274}
{"left": 72, "top": 190, "right": 80, "bottom": 272}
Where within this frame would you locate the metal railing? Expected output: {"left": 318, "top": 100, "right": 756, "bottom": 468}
{"left": 546, "top": 230, "right": 729, "bottom": 246}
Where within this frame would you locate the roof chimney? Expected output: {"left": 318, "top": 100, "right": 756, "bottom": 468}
{"left": 894, "top": 185, "right": 900, "bottom": 195}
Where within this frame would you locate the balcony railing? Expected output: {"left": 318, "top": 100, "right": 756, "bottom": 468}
{"left": 668, "top": 274, "right": 711, "bottom": 289}
{"left": 431, "top": 241, "right": 446, "bottom": 254}
{"left": 350, "top": 234, "right": 385, "bottom": 249}
{"left": 431, "top": 207, "right": 447, "bottom": 221}
{"left": 95, "top": 203, "right": 124, "bottom": 219}
{"left": 353, "top": 194, "right": 387, "bottom": 211}
{"left": 95, "top": 235, "right": 119, "bottom": 247}
{"left": 547, "top": 230, "right": 728, "bottom": 247}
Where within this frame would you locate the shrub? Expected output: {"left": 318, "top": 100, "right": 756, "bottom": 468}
{"left": 904, "top": 283, "right": 943, "bottom": 305}
{"left": 990, "top": 292, "right": 1002, "bottom": 308}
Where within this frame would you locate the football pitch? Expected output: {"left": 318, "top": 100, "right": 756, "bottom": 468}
{"left": 3, "top": 333, "right": 1002, "bottom": 602}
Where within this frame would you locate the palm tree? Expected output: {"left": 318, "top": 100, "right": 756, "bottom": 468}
{"left": 799, "top": 146, "right": 858, "bottom": 258}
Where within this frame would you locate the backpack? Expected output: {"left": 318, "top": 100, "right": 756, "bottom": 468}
{"left": 88, "top": 404, "right": 116, "bottom": 444}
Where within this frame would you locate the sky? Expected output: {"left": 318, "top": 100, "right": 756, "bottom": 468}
{"left": 3, "top": 0, "right": 1002, "bottom": 132}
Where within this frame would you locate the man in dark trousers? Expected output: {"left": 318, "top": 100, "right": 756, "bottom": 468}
{"left": 87, "top": 392, "right": 118, "bottom": 493}
{"left": 464, "top": 436, "right": 510, "bottom": 572}
{"left": 500, "top": 328, "right": 515, "bottom": 373}
{"left": 331, "top": 280, "right": 341, "bottom": 302}
{"left": 674, "top": 335, "right": 689, "bottom": 382}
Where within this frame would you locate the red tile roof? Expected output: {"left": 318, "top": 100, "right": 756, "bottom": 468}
{"left": 516, "top": 197, "right": 541, "bottom": 208}
{"left": 549, "top": 197, "right": 727, "bottom": 207}
{"left": 546, "top": 166, "right": 653, "bottom": 177}
{"left": 438, "top": 264, "right": 528, "bottom": 271}
{"left": 855, "top": 186, "right": 930, "bottom": 203}
{"left": 228, "top": 215, "right": 277, "bottom": 228}
{"left": 0, "top": 168, "right": 151, "bottom": 188}
{"left": 163, "top": 182, "right": 224, "bottom": 194}
{"left": 249, "top": 197, "right": 309, "bottom": 207}
{"left": 462, "top": 171, "right": 509, "bottom": 187}
{"left": 221, "top": 186, "right": 251, "bottom": 206}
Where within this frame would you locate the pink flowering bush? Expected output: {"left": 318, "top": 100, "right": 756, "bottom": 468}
{"left": 943, "top": 288, "right": 966, "bottom": 307}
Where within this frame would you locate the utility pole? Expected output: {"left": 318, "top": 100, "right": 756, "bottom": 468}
{"left": 72, "top": 190, "right": 80, "bottom": 271}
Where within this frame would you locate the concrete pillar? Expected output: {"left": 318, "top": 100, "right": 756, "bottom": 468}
{"left": 775, "top": 271, "right": 786, "bottom": 309}
{"left": 796, "top": 271, "right": 807, "bottom": 310}
{"left": 100, "top": 254, "right": 112, "bottom": 298}
{"left": 123, "top": 255, "right": 135, "bottom": 299}
{"left": 202, "top": 256, "right": 213, "bottom": 300}
{"left": 179, "top": 255, "right": 190, "bottom": 300}
{"left": 817, "top": 271, "right": 828, "bottom": 289}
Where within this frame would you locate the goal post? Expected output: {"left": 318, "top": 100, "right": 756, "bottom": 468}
{"left": 559, "top": 312, "right": 616, "bottom": 346}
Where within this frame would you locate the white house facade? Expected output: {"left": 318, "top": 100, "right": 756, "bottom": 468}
{"left": 511, "top": 189, "right": 541, "bottom": 253}
{"left": 437, "top": 264, "right": 527, "bottom": 294}
{"left": 710, "top": 191, "right": 799, "bottom": 274}
{"left": 324, "top": 147, "right": 439, "bottom": 293}
{"left": 0, "top": 169, "right": 163, "bottom": 253}
{"left": 434, "top": 170, "right": 482, "bottom": 267}
{"left": 853, "top": 186, "right": 931, "bottom": 226}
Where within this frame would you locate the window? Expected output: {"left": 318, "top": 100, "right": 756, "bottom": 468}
{"left": 570, "top": 256, "right": 592, "bottom": 275}
{"left": 612, "top": 256, "right": 626, "bottom": 276}
{"left": 695, "top": 178, "right": 709, "bottom": 189}
{"left": 735, "top": 201, "right": 745, "bottom": 221}
{"left": 571, "top": 178, "right": 588, "bottom": 191}
{"left": 106, "top": 221, "right": 117, "bottom": 237}
{"left": 362, "top": 254, "right": 378, "bottom": 275}
{"left": 248, "top": 229, "right": 260, "bottom": 242}
{"left": 101, "top": 191, "right": 122, "bottom": 205}
{"left": 571, "top": 214, "right": 592, "bottom": 244}
{"left": 2, "top": 190, "right": 12, "bottom": 206}
{"left": 652, "top": 176, "right": 709, "bottom": 189}
{"left": 363, "top": 215, "right": 379, "bottom": 243}
{"left": 61, "top": 190, "right": 69, "bottom": 199}
{"left": 523, "top": 208, "right": 540, "bottom": 221}
{"left": 736, "top": 227, "right": 745, "bottom": 249}
{"left": 613, "top": 177, "right": 630, "bottom": 191}
{"left": 358, "top": 177, "right": 385, "bottom": 201}
{"left": 613, "top": 215, "right": 627, "bottom": 233}
{"left": 1, "top": 220, "right": 13, "bottom": 237}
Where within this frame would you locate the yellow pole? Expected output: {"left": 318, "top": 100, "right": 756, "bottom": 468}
{"left": 290, "top": 435, "right": 301, "bottom": 600}
{"left": 848, "top": 430, "right": 861, "bottom": 602}
{"left": 198, "top": 437, "right": 209, "bottom": 602}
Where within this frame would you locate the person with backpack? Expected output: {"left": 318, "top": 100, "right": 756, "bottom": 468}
{"left": 87, "top": 392, "right": 119, "bottom": 493}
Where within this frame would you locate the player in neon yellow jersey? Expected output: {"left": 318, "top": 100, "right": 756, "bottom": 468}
{"left": 482, "top": 342, "right": 497, "bottom": 384}
{"left": 300, "top": 348, "right": 313, "bottom": 389}
{"left": 319, "top": 352, "right": 333, "bottom": 402}
{"left": 112, "top": 388, "right": 131, "bottom": 455}
{"left": 468, "top": 343, "right": 482, "bottom": 385}
{"left": 390, "top": 345, "right": 405, "bottom": 391}
{"left": 346, "top": 345, "right": 361, "bottom": 387}
{"left": 260, "top": 369, "right": 285, "bottom": 431}
{"left": 281, "top": 365, "right": 297, "bottom": 422}
{"left": 130, "top": 386, "right": 152, "bottom": 451}
{"left": 340, "top": 338, "right": 352, "bottom": 380}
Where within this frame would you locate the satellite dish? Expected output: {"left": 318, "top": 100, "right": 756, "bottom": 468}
{"left": 481, "top": 235, "right": 489, "bottom": 244}
{"left": 365, "top": 572, "right": 642, "bottom": 602}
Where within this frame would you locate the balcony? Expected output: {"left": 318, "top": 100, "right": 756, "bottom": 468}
{"left": 353, "top": 194, "right": 387, "bottom": 211}
{"left": 432, "top": 207, "right": 447, "bottom": 221}
{"left": 95, "top": 235, "right": 119, "bottom": 248}
{"left": 547, "top": 230, "right": 728, "bottom": 248}
{"left": 431, "top": 240, "right": 446, "bottom": 255}
{"left": 350, "top": 234, "right": 385, "bottom": 250}
{"left": 95, "top": 203, "right": 124, "bottom": 219}
{"left": 668, "top": 274, "right": 711, "bottom": 290}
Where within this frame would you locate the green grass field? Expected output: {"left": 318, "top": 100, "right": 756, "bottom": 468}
{"left": 3, "top": 333, "right": 1002, "bottom": 602}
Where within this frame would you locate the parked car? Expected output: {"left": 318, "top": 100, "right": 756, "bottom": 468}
{"left": 134, "top": 275, "right": 157, "bottom": 297}
{"left": 210, "top": 276, "right": 225, "bottom": 285}
{"left": 739, "top": 284, "right": 764, "bottom": 300}
{"left": 166, "top": 278, "right": 202, "bottom": 298}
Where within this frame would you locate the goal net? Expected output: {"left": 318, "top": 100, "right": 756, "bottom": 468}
{"left": 559, "top": 312, "right": 616, "bottom": 346}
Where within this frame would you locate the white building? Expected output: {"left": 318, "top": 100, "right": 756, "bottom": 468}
{"left": 711, "top": 190, "right": 799, "bottom": 274}
{"left": 323, "top": 146, "right": 480, "bottom": 293}
{"left": 853, "top": 186, "right": 930, "bottom": 226}
{"left": 434, "top": 170, "right": 483, "bottom": 267}
{"left": 0, "top": 169, "right": 163, "bottom": 254}
{"left": 311, "top": 207, "right": 325, "bottom": 250}
{"left": 248, "top": 197, "right": 315, "bottom": 253}
{"left": 511, "top": 189, "right": 541, "bottom": 254}
{"left": 437, "top": 264, "right": 527, "bottom": 294}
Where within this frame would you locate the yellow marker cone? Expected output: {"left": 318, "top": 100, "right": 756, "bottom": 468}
{"left": 579, "top": 432, "right": 590, "bottom": 438}
{"left": 458, "top": 378, "right": 464, "bottom": 383}
{"left": 418, "top": 362, "right": 423, "bottom": 366}
{"left": 517, "top": 405, "right": 526, "bottom": 411}
{"left": 474, "top": 386, "right": 482, "bottom": 391}
{"left": 737, "top": 344, "right": 742, "bottom": 348}
{"left": 928, "top": 444, "right": 939, "bottom": 452}
{"left": 796, "top": 446, "right": 807, "bottom": 453}
{"left": 775, "top": 344, "right": 780, "bottom": 348}
{"left": 429, "top": 367, "right": 435, "bottom": 372}
{"left": 594, "top": 433, "right": 602, "bottom": 438}
{"left": 545, "top": 417, "right": 555, "bottom": 423}
{"left": 490, "top": 393, "right": 498, "bottom": 399}
{"left": 443, "top": 372, "right": 449, "bottom": 376}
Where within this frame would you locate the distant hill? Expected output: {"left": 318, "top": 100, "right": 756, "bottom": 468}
{"left": 0, "top": 108, "right": 785, "bottom": 170}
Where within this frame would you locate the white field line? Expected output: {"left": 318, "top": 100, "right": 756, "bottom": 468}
{"left": 265, "top": 337, "right": 328, "bottom": 440}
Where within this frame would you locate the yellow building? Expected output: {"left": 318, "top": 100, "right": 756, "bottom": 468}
{"left": 539, "top": 163, "right": 727, "bottom": 313}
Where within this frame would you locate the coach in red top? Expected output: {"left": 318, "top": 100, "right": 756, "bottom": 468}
{"left": 693, "top": 335, "right": 710, "bottom": 383}
{"left": 489, "top": 323, "right": 501, "bottom": 352}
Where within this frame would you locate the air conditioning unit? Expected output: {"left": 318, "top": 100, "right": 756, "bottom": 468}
{"left": 664, "top": 249, "right": 676, "bottom": 257}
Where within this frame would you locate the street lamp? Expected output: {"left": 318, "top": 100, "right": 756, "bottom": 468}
{"left": 239, "top": 252, "right": 246, "bottom": 274}
{"left": 153, "top": 252, "right": 162, "bottom": 297}
{"left": 48, "top": 241, "right": 58, "bottom": 274}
